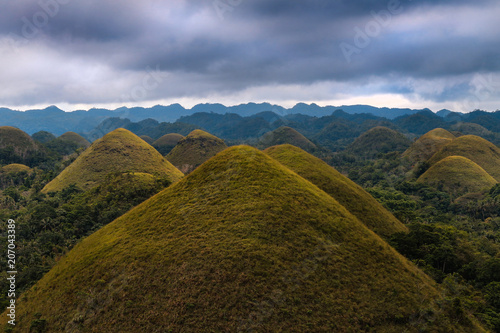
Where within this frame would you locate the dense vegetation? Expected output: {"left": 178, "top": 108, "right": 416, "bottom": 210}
{"left": 0, "top": 147, "right": 485, "bottom": 332}
{"left": 0, "top": 170, "right": 173, "bottom": 313}
{"left": 0, "top": 109, "right": 499, "bottom": 331}
{"left": 336, "top": 151, "right": 500, "bottom": 331}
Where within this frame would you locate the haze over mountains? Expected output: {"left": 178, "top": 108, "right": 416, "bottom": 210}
{"left": 3, "top": 103, "right": 499, "bottom": 137}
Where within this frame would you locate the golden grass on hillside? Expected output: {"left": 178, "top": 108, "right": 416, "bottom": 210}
{"left": 42, "top": 128, "right": 183, "bottom": 193}
{"left": 259, "top": 126, "right": 317, "bottom": 152}
{"left": 418, "top": 155, "right": 497, "bottom": 195}
{"left": 428, "top": 135, "right": 500, "bottom": 181}
{"left": 403, "top": 128, "right": 456, "bottom": 163}
{"left": 3, "top": 146, "right": 485, "bottom": 332}
{"left": 153, "top": 133, "right": 184, "bottom": 147}
{"left": 152, "top": 133, "right": 185, "bottom": 155}
{"left": 1, "top": 163, "right": 32, "bottom": 173}
{"left": 265, "top": 144, "right": 407, "bottom": 238}
{"left": 166, "top": 129, "right": 227, "bottom": 174}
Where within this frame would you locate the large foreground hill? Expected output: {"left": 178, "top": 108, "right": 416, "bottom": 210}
{"left": 2, "top": 146, "right": 485, "bottom": 332}
{"left": 265, "top": 144, "right": 407, "bottom": 238}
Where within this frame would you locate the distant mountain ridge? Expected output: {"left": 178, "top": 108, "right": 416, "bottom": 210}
{"left": 2, "top": 103, "right": 487, "bottom": 136}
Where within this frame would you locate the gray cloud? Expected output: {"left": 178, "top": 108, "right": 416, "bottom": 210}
{"left": 0, "top": 0, "right": 499, "bottom": 111}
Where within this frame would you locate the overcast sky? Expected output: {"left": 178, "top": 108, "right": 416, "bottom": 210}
{"left": 1, "top": 0, "right": 499, "bottom": 112}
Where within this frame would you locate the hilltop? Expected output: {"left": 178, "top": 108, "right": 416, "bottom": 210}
{"left": 42, "top": 128, "right": 183, "bottom": 192}
{"left": 418, "top": 156, "right": 497, "bottom": 195}
{"left": 259, "top": 126, "right": 317, "bottom": 152}
{"left": 152, "top": 133, "right": 185, "bottom": 155}
{"left": 2, "top": 146, "right": 484, "bottom": 332}
{"left": 428, "top": 135, "right": 500, "bottom": 181}
{"left": 139, "top": 135, "right": 154, "bottom": 144}
{"left": 58, "top": 132, "right": 91, "bottom": 148}
{"left": 403, "top": 128, "right": 456, "bottom": 163}
{"left": 1, "top": 163, "right": 32, "bottom": 174}
{"left": 0, "top": 126, "right": 44, "bottom": 166}
{"left": 265, "top": 144, "right": 407, "bottom": 238}
{"left": 166, "top": 129, "right": 227, "bottom": 174}
{"left": 32, "top": 131, "right": 57, "bottom": 144}
{"left": 346, "top": 126, "right": 411, "bottom": 158}
{"left": 45, "top": 132, "right": 91, "bottom": 155}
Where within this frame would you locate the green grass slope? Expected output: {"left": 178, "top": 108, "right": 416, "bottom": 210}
{"left": 403, "top": 128, "right": 456, "bottom": 162}
{"left": 418, "top": 156, "right": 497, "bottom": 195}
{"left": 166, "top": 129, "right": 227, "bottom": 174}
{"left": 3, "top": 146, "right": 485, "bottom": 332}
{"left": 42, "top": 128, "right": 183, "bottom": 193}
{"left": 428, "top": 135, "right": 500, "bottom": 181}
{"left": 259, "top": 126, "right": 317, "bottom": 152}
{"left": 265, "top": 144, "right": 407, "bottom": 238}
{"left": 152, "top": 133, "right": 185, "bottom": 155}
{"left": 347, "top": 126, "right": 411, "bottom": 159}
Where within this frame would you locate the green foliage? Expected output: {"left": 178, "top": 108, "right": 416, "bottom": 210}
{"left": 0, "top": 127, "right": 54, "bottom": 168}
{"left": 1, "top": 146, "right": 483, "bottom": 332}
{"left": 32, "top": 131, "right": 56, "bottom": 144}
{"left": 44, "top": 135, "right": 86, "bottom": 156}
{"left": 0, "top": 172, "right": 172, "bottom": 309}
{"left": 485, "top": 282, "right": 500, "bottom": 310}
{"left": 390, "top": 224, "right": 472, "bottom": 282}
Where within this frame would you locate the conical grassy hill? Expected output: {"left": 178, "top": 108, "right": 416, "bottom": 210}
{"left": 418, "top": 156, "right": 497, "bottom": 195}
{"left": 3, "top": 146, "right": 485, "bottom": 332}
{"left": 58, "top": 132, "right": 91, "bottom": 149}
{"left": 259, "top": 126, "right": 317, "bottom": 152}
{"left": 32, "top": 131, "right": 56, "bottom": 144}
{"left": 0, "top": 126, "right": 42, "bottom": 165}
{"left": 45, "top": 132, "right": 91, "bottom": 155}
{"left": 403, "top": 128, "right": 456, "bottom": 162}
{"left": 166, "top": 129, "right": 226, "bottom": 174}
{"left": 1, "top": 163, "right": 32, "bottom": 174}
{"left": 265, "top": 144, "right": 407, "bottom": 238}
{"left": 153, "top": 133, "right": 185, "bottom": 155}
{"left": 42, "top": 128, "right": 183, "bottom": 193}
{"left": 347, "top": 126, "right": 411, "bottom": 159}
{"left": 428, "top": 135, "right": 500, "bottom": 181}
{"left": 139, "top": 135, "right": 154, "bottom": 144}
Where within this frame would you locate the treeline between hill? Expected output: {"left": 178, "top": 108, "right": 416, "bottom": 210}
{"left": 0, "top": 109, "right": 500, "bottom": 330}
{"left": 79, "top": 109, "right": 500, "bottom": 149}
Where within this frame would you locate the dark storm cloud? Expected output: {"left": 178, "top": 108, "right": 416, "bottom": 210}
{"left": 0, "top": 0, "right": 499, "bottom": 109}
